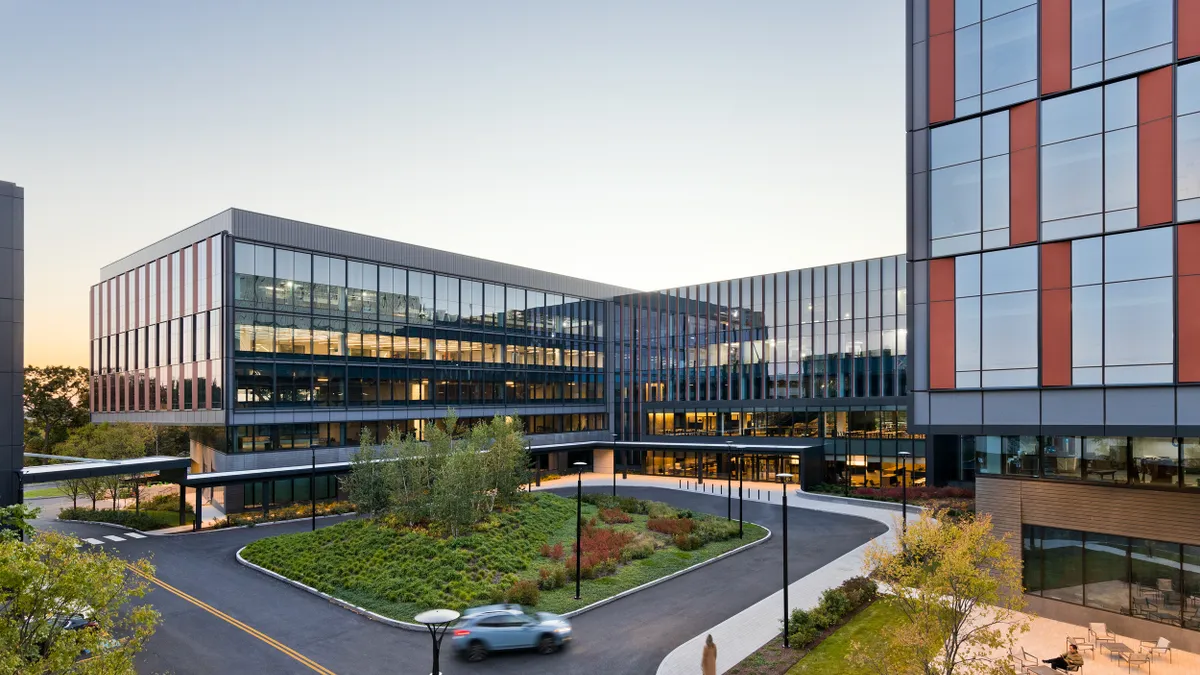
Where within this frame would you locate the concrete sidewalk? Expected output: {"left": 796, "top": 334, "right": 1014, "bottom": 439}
{"left": 531, "top": 472, "right": 912, "bottom": 675}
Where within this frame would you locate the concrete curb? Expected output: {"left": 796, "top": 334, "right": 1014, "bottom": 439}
{"left": 57, "top": 519, "right": 152, "bottom": 536}
{"left": 794, "top": 488, "right": 926, "bottom": 516}
{"left": 235, "top": 520, "right": 772, "bottom": 632}
{"left": 147, "top": 511, "right": 358, "bottom": 537}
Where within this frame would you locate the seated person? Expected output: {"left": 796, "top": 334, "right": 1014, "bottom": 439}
{"left": 1043, "top": 644, "right": 1084, "bottom": 671}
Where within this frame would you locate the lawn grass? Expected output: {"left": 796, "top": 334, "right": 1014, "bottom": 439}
{"left": 23, "top": 486, "right": 64, "bottom": 499}
{"left": 786, "top": 599, "right": 905, "bottom": 674}
{"left": 241, "top": 492, "right": 767, "bottom": 622}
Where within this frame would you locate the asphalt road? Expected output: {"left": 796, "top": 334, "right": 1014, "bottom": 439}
{"left": 37, "top": 486, "right": 885, "bottom": 675}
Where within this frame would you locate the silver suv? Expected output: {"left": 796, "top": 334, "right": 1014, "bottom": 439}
{"left": 450, "top": 604, "right": 572, "bottom": 662}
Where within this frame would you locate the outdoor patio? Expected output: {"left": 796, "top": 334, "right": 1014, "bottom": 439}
{"left": 1007, "top": 613, "right": 1199, "bottom": 674}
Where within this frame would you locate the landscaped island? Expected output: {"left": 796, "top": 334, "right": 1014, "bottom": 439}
{"left": 240, "top": 491, "right": 767, "bottom": 621}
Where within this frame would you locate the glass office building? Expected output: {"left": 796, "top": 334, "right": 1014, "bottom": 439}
{"left": 909, "top": 0, "right": 1200, "bottom": 647}
{"left": 90, "top": 210, "right": 938, "bottom": 511}
{"left": 613, "top": 257, "right": 929, "bottom": 486}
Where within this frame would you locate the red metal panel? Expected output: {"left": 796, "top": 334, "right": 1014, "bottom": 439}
{"left": 1041, "top": 242, "right": 1072, "bottom": 290}
{"left": 1042, "top": 289, "right": 1072, "bottom": 386}
{"left": 929, "top": 32, "right": 956, "bottom": 124}
{"left": 1040, "top": 0, "right": 1071, "bottom": 95}
{"left": 1179, "top": 275, "right": 1200, "bottom": 382}
{"left": 930, "top": 257, "right": 956, "bottom": 302}
{"left": 1183, "top": 0, "right": 1200, "bottom": 59}
{"left": 929, "top": 0, "right": 954, "bottom": 35}
{"left": 1010, "top": 102, "right": 1039, "bottom": 244}
{"left": 930, "top": 300, "right": 956, "bottom": 389}
{"left": 1139, "top": 67, "right": 1173, "bottom": 124}
{"left": 1138, "top": 71, "right": 1173, "bottom": 229}
{"left": 1180, "top": 223, "right": 1200, "bottom": 275}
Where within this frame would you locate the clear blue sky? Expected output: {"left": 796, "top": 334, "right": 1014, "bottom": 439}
{"left": 0, "top": 1, "right": 906, "bottom": 366}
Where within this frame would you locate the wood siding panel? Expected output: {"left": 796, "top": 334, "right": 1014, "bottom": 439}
{"left": 1018, "top": 481, "right": 1200, "bottom": 546}
{"left": 976, "top": 478, "right": 1023, "bottom": 561}
{"left": 1040, "top": 0, "right": 1071, "bottom": 95}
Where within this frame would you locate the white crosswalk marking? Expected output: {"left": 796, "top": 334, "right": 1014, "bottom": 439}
{"left": 103, "top": 535, "right": 125, "bottom": 542}
{"left": 125, "top": 532, "right": 146, "bottom": 539}
{"left": 83, "top": 538, "right": 104, "bottom": 545}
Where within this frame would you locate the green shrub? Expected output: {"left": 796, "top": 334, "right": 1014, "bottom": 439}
{"left": 620, "top": 533, "right": 656, "bottom": 562}
{"left": 617, "top": 496, "right": 649, "bottom": 514}
{"left": 646, "top": 502, "right": 676, "bottom": 519}
{"left": 59, "top": 507, "right": 164, "bottom": 531}
{"left": 839, "top": 576, "right": 878, "bottom": 607}
{"left": 505, "top": 579, "right": 541, "bottom": 605}
{"left": 649, "top": 517, "right": 694, "bottom": 536}
{"left": 818, "top": 588, "right": 853, "bottom": 621}
{"left": 134, "top": 492, "right": 193, "bottom": 514}
{"left": 694, "top": 518, "right": 739, "bottom": 544}
{"left": 537, "top": 565, "right": 567, "bottom": 590}
{"left": 786, "top": 608, "right": 821, "bottom": 647}
{"left": 677, "top": 509, "right": 695, "bottom": 519}
{"left": 673, "top": 533, "right": 702, "bottom": 551}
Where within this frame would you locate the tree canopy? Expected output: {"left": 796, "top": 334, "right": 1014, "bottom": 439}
{"left": 0, "top": 530, "right": 159, "bottom": 674}
{"left": 850, "top": 509, "right": 1028, "bottom": 675}
{"left": 23, "top": 366, "right": 90, "bottom": 453}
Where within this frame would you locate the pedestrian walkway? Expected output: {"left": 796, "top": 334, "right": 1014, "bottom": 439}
{"left": 531, "top": 472, "right": 913, "bottom": 675}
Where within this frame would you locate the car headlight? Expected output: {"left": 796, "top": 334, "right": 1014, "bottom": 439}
{"left": 554, "top": 627, "right": 571, "bottom": 633}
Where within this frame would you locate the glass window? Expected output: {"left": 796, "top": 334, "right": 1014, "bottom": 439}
{"left": 1024, "top": 525, "right": 1044, "bottom": 595}
{"left": 1184, "top": 546, "right": 1200, "bottom": 628}
{"left": 956, "top": 24, "right": 982, "bottom": 114}
{"left": 956, "top": 0, "right": 980, "bottom": 27}
{"left": 1042, "top": 528, "right": 1085, "bottom": 604}
{"left": 931, "top": 162, "right": 983, "bottom": 238}
{"left": 1042, "top": 136, "right": 1103, "bottom": 222}
{"left": 1130, "top": 538, "right": 1183, "bottom": 623}
{"left": 1043, "top": 88, "right": 1103, "bottom": 145}
{"left": 1072, "top": 284, "right": 1104, "bottom": 369}
{"left": 1105, "top": 78, "right": 1139, "bottom": 132}
{"left": 1131, "top": 438, "right": 1179, "bottom": 486}
{"left": 980, "top": 6, "right": 1037, "bottom": 96}
{"left": 982, "top": 246, "right": 1037, "bottom": 294}
{"left": 1104, "top": 127, "right": 1138, "bottom": 214}
{"left": 981, "top": 156, "right": 1009, "bottom": 234}
{"left": 932, "top": 118, "right": 981, "bottom": 169}
{"left": 1042, "top": 436, "right": 1083, "bottom": 479}
{"left": 1104, "top": 227, "right": 1172, "bottom": 282}
{"left": 955, "top": 254, "right": 981, "bottom": 297}
{"left": 956, "top": 296, "right": 981, "bottom": 373}
{"left": 1104, "top": 277, "right": 1173, "bottom": 372}
{"left": 1177, "top": 113, "right": 1200, "bottom": 213}
{"left": 1104, "top": 0, "right": 1172, "bottom": 61}
{"left": 981, "top": 291, "right": 1037, "bottom": 370}
{"left": 1085, "top": 436, "right": 1129, "bottom": 483}
{"left": 1184, "top": 441, "right": 1200, "bottom": 490}
{"left": 1071, "top": 237, "right": 1103, "bottom": 286}
{"left": 1072, "top": 0, "right": 1103, "bottom": 71}
{"left": 1180, "top": 63, "right": 1200, "bottom": 117}
{"left": 982, "top": 110, "right": 1009, "bottom": 158}
{"left": 1084, "top": 533, "right": 1130, "bottom": 614}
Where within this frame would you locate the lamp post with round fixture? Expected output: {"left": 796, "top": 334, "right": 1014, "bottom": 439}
{"left": 738, "top": 449, "right": 744, "bottom": 538}
{"left": 776, "top": 472, "right": 793, "bottom": 647}
{"left": 612, "top": 433, "right": 619, "bottom": 497}
{"left": 573, "top": 460, "right": 588, "bottom": 600}
{"left": 310, "top": 445, "right": 317, "bottom": 532}
{"left": 898, "top": 450, "right": 911, "bottom": 539}
{"left": 415, "top": 609, "right": 460, "bottom": 675}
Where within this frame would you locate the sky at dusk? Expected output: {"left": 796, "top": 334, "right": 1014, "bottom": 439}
{"left": 0, "top": 1, "right": 906, "bottom": 367}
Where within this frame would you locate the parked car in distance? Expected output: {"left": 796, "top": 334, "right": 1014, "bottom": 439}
{"left": 450, "top": 604, "right": 572, "bottom": 662}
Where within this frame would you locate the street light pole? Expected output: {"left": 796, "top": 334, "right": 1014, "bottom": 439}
{"left": 414, "top": 609, "right": 460, "bottom": 675}
{"left": 573, "top": 461, "right": 587, "bottom": 600}
{"left": 725, "top": 440, "right": 732, "bottom": 521}
{"left": 310, "top": 446, "right": 316, "bottom": 532}
{"left": 777, "top": 472, "right": 793, "bottom": 648}
{"left": 611, "top": 433, "right": 618, "bottom": 497}
{"left": 898, "top": 450, "right": 911, "bottom": 540}
{"left": 738, "top": 450, "right": 744, "bottom": 539}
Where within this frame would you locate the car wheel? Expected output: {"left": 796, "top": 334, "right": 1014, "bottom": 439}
{"left": 537, "top": 635, "right": 557, "bottom": 655}
{"left": 467, "top": 641, "right": 488, "bottom": 662}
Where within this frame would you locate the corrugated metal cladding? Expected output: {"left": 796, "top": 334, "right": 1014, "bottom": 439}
{"left": 229, "top": 209, "right": 638, "bottom": 300}
{"left": 100, "top": 211, "right": 233, "bottom": 280}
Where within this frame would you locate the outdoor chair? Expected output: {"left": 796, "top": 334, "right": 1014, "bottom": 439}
{"left": 1139, "top": 637, "right": 1171, "bottom": 663}
{"left": 1088, "top": 623, "right": 1117, "bottom": 645}
{"left": 1121, "top": 652, "right": 1151, "bottom": 672}
{"left": 1010, "top": 645, "right": 1037, "bottom": 668}
{"left": 1067, "top": 635, "right": 1095, "bottom": 659}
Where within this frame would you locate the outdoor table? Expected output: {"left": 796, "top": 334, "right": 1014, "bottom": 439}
{"left": 1024, "top": 666, "right": 1059, "bottom": 675}
{"left": 1103, "top": 643, "right": 1134, "bottom": 660}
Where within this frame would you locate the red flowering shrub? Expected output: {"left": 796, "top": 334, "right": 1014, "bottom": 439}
{"left": 852, "top": 486, "right": 974, "bottom": 501}
{"left": 564, "top": 520, "right": 635, "bottom": 580}
{"left": 540, "top": 541, "right": 565, "bottom": 561}
{"left": 647, "top": 517, "right": 695, "bottom": 536}
{"left": 599, "top": 508, "right": 632, "bottom": 524}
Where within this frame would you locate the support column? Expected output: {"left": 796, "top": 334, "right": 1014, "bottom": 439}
{"left": 178, "top": 484, "right": 185, "bottom": 526}
{"left": 194, "top": 487, "right": 202, "bottom": 532}
{"left": 262, "top": 481, "right": 270, "bottom": 518}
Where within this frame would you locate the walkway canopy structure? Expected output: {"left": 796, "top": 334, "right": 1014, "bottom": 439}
{"left": 20, "top": 455, "right": 191, "bottom": 486}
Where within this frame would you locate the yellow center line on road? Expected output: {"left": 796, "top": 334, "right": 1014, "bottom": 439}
{"left": 125, "top": 564, "right": 337, "bottom": 675}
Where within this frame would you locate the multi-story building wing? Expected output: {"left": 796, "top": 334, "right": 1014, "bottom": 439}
{"left": 909, "top": 0, "right": 1200, "bottom": 648}
{"left": 614, "top": 257, "right": 935, "bottom": 486}
{"left": 0, "top": 181, "right": 22, "bottom": 508}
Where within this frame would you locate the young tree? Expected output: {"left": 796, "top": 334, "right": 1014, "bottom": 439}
{"left": 80, "top": 476, "right": 106, "bottom": 511}
{"left": 58, "top": 478, "right": 86, "bottom": 509}
{"left": 849, "top": 509, "right": 1029, "bottom": 675}
{"left": 0, "top": 530, "right": 159, "bottom": 674}
{"left": 471, "top": 416, "right": 530, "bottom": 512}
{"left": 23, "top": 366, "right": 91, "bottom": 453}
{"left": 342, "top": 430, "right": 398, "bottom": 519}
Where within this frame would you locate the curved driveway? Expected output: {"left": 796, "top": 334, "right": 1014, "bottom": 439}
{"left": 38, "top": 486, "right": 884, "bottom": 675}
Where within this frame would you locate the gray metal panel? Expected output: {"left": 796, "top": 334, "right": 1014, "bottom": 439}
{"left": 912, "top": 171, "right": 929, "bottom": 261}
{"left": 100, "top": 210, "right": 232, "bottom": 279}
{"left": 0, "top": 182, "right": 20, "bottom": 507}
{"left": 911, "top": 42, "right": 928, "bottom": 132}
{"left": 911, "top": 129, "right": 929, "bottom": 174}
{"left": 912, "top": 391, "right": 929, "bottom": 426}
{"left": 1105, "top": 388, "right": 1175, "bottom": 427}
{"left": 1041, "top": 389, "right": 1105, "bottom": 426}
{"left": 913, "top": 302, "right": 929, "bottom": 392}
{"left": 913, "top": 261, "right": 928, "bottom": 307}
{"left": 229, "top": 209, "right": 636, "bottom": 300}
{"left": 1177, "top": 387, "right": 1200, "bottom": 426}
{"left": 929, "top": 391, "right": 982, "bottom": 425}
{"left": 982, "top": 390, "right": 1040, "bottom": 425}
{"left": 911, "top": 0, "right": 927, "bottom": 45}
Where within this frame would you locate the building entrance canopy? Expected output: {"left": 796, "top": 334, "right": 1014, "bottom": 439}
{"left": 20, "top": 455, "right": 191, "bottom": 485}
